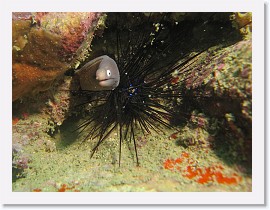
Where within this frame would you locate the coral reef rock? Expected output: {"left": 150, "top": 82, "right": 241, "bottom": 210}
{"left": 12, "top": 12, "right": 103, "bottom": 101}
{"left": 179, "top": 38, "right": 252, "bottom": 168}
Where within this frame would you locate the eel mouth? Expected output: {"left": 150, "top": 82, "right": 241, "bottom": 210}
{"left": 97, "top": 77, "right": 116, "bottom": 81}
{"left": 98, "top": 78, "right": 115, "bottom": 82}
{"left": 99, "top": 78, "right": 115, "bottom": 87}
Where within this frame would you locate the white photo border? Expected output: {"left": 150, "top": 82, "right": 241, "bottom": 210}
{"left": 0, "top": 0, "right": 265, "bottom": 205}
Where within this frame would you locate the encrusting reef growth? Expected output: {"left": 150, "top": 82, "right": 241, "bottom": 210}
{"left": 12, "top": 12, "right": 252, "bottom": 192}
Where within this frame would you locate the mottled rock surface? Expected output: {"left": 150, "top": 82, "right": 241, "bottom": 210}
{"left": 175, "top": 39, "right": 252, "bottom": 169}
{"left": 12, "top": 12, "right": 103, "bottom": 101}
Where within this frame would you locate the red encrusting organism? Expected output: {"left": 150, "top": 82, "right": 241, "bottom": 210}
{"left": 12, "top": 117, "right": 19, "bottom": 125}
{"left": 170, "top": 76, "right": 180, "bottom": 85}
{"left": 163, "top": 152, "right": 242, "bottom": 185}
{"left": 57, "top": 183, "right": 80, "bottom": 192}
{"left": 170, "top": 132, "right": 178, "bottom": 139}
{"left": 33, "top": 188, "right": 42, "bottom": 192}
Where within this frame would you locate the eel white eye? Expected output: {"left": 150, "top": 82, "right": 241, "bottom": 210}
{"left": 107, "top": 69, "right": 111, "bottom": 77}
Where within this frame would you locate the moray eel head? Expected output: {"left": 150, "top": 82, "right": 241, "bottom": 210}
{"left": 76, "top": 55, "right": 120, "bottom": 91}
{"left": 96, "top": 57, "right": 120, "bottom": 89}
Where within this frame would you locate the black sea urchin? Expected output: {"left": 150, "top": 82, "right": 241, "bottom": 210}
{"left": 74, "top": 13, "right": 237, "bottom": 166}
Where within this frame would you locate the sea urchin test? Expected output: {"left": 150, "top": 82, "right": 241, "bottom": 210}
{"left": 76, "top": 55, "right": 120, "bottom": 91}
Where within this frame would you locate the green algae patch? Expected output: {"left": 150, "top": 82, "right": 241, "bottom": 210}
{"left": 12, "top": 113, "right": 251, "bottom": 192}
